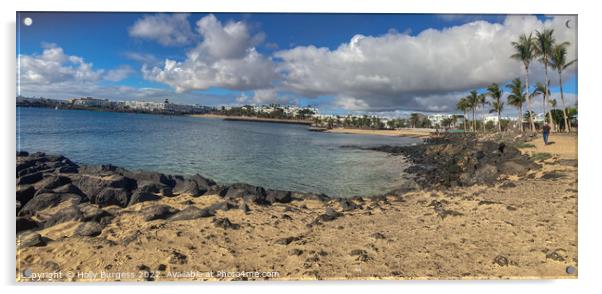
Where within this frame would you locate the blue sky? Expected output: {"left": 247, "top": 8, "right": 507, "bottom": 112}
{"left": 16, "top": 12, "right": 577, "bottom": 115}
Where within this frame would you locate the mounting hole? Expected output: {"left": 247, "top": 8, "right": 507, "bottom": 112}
{"left": 566, "top": 266, "right": 576, "bottom": 274}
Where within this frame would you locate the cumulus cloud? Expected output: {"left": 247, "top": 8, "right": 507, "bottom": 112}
{"left": 18, "top": 43, "right": 104, "bottom": 86}
{"left": 128, "top": 13, "right": 195, "bottom": 46}
{"left": 276, "top": 15, "right": 577, "bottom": 112}
{"left": 142, "top": 14, "right": 276, "bottom": 92}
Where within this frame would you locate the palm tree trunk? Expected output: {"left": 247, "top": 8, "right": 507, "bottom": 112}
{"left": 525, "top": 65, "right": 535, "bottom": 133}
{"left": 463, "top": 111, "right": 467, "bottom": 132}
{"left": 481, "top": 103, "right": 486, "bottom": 132}
{"left": 518, "top": 104, "right": 523, "bottom": 132}
{"left": 559, "top": 70, "right": 570, "bottom": 132}
{"left": 544, "top": 63, "right": 555, "bottom": 132}
{"left": 497, "top": 108, "right": 502, "bottom": 132}
{"left": 472, "top": 108, "right": 476, "bottom": 132}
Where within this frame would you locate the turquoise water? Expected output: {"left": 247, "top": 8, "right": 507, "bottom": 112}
{"left": 17, "top": 107, "right": 419, "bottom": 197}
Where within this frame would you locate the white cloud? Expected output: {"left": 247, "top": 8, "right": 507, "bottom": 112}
{"left": 18, "top": 43, "right": 104, "bottom": 86}
{"left": 104, "top": 65, "right": 134, "bottom": 82}
{"left": 128, "top": 13, "right": 194, "bottom": 46}
{"left": 142, "top": 14, "right": 276, "bottom": 92}
{"left": 276, "top": 15, "right": 577, "bottom": 112}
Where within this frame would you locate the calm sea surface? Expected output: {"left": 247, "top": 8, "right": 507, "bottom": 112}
{"left": 17, "top": 107, "right": 420, "bottom": 197}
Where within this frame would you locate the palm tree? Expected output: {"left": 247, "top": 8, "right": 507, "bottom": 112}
{"left": 534, "top": 28, "right": 556, "bottom": 131}
{"left": 478, "top": 93, "right": 488, "bottom": 132}
{"left": 531, "top": 81, "right": 550, "bottom": 125}
{"left": 550, "top": 42, "right": 577, "bottom": 132}
{"left": 506, "top": 78, "right": 527, "bottom": 132}
{"left": 486, "top": 83, "right": 503, "bottom": 132}
{"left": 409, "top": 113, "right": 420, "bottom": 128}
{"left": 456, "top": 98, "right": 470, "bottom": 132}
{"left": 511, "top": 33, "right": 536, "bottom": 132}
{"left": 466, "top": 90, "right": 480, "bottom": 132}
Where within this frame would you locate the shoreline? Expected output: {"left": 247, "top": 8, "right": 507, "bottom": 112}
{"left": 325, "top": 127, "right": 434, "bottom": 138}
{"left": 16, "top": 135, "right": 577, "bottom": 281}
{"left": 189, "top": 114, "right": 313, "bottom": 125}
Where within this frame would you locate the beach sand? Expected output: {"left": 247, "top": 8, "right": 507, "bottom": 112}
{"left": 17, "top": 135, "right": 577, "bottom": 281}
{"left": 326, "top": 128, "right": 434, "bottom": 138}
{"left": 521, "top": 133, "right": 578, "bottom": 159}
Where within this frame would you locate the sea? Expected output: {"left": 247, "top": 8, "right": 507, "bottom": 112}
{"left": 16, "top": 107, "right": 420, "bottom": 197}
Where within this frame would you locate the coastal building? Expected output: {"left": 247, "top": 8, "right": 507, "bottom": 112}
{"left": 71, "top": 97, "right": 112, "bottom": 108}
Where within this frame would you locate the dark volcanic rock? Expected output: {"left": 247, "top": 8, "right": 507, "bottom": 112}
{"left": 16, "top": 216, "right": 40, "bottom": 233}
{"left": 275, "top": 235, "right": 303, "bottom": 245}
{"left": 128, "top": 191, "right": 161, "bottom": 206}
{"left": 17, "top": 172, "right": 43, "bottom": 185}
{"left": 315, "top": 207, "right": 343, "bottom": 223}
{"left": 18, "top": 233, "right": 47, "bottom": 248}
{"left": 174, "top": 174, "right": 214, "bottom": 196}
{"left": 34, "top": 175, "right": 72, "bottom": 192}
{"left": 126, "top": 171, "right": 175, "bottom": 187}
{"left": 16, "top": 185, "right": 36, "bottom": 207}
{"left": 74, "top": 174, "right": 136, "bottom": 202}
{"left": 338, "top": 198, "right": 360, "bottom": 211}
{"left": 94, "top": 188, "right": 131, "bottom": 207}
{"left": 493, "top": 255, "right": 509, "bottom": 266}
{"left": 222, "top": 183, "right": 268, "bottom": 204}
{"left": 364, "top": 137, "right": 541, "bottom": 188}
{"left": 168, "top": 206, "right": 214, "bottom": 221}
{"left": 44, "top": 206, "right": 83, "bottom": 228}
{"left": 212, "top": 217, "right": 240, "bottom": 229}
{"left": 266, "top": 189, "right": 293, "bottom": 204}
{"left": 141, "top": 205, "right": 179, "bottom": 221}
{"left": 75, "top": 221, "right": 104, "bottom": 237}
{"left": 19, "top": 193, "right": 81, "bottom": 216}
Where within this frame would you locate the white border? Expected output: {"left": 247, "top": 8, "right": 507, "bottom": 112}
{"left": 2, "top": 0, "right": 600, "bottom": 293}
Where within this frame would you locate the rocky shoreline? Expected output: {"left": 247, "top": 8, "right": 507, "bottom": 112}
{"left": 16, "top": 135, "right": 578, "bottom": 281}
{"left": 357, "top": 135, "right": 542, "bottom": 189}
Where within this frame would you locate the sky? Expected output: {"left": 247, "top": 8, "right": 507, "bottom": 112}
{"left": 16, "top": 12, "right": 577, "bottom": 116}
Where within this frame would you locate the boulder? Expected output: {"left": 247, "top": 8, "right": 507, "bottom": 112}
{"left": 212, "top": 217, "right": 240, "bottom": 229}
{"left": 75, "top": 221, "right": 104, "bottom": 237}
{"left": 126, "top": 171, "right": 175, "bottom": 187}
{"left": 17, "top": 172, "right": 43, "bottom": 185}
{"left": 93, "top": 188, "right": 131, "bottom": 207}
{"left": 19, "top": 193, "right": 81, "bottom": 216}
{"left": 128, "top": 191, "right": 161, "bottom": 206}
{"left": 141, "top": 205, "right": 179, "bottom": 221}
{"left": 16, "top": 185, "right": 36, "bottom": 206}
{"left": 43, "top": 206, "right": 83, "bottom": 228}
{"left": 34, "top": 175, "right": 72, "bottom": 192}
{"left": 168, "top": 206, "right": 214, "bottom": 221}
{"left": 266, "top": 190, "right": 292, "bottom": 204}
{"left": 79, "top": 204, "right": 114, "bottom": 225}
{"left": 223, "top": 183, "right": 268, "bottom": 204}
{"left": 206, "top": 201, "right": 238, "bottom": 214}
{"left": 315, "top": 207, "right": 343, "bottom": 222}
{"left": 52, "top": 183, "right": 85, "bottom": 197}
{"left": 18, "top": 232, "right": 47, "bottom": 248}
{"left": 16, "top": 216, "right": 39, "bottom": 233}
{"left": 338, "top": 198, "right": 360, "bottom": 211}
{"left": 74, "top": 174, "right": 137, "bottom": 199}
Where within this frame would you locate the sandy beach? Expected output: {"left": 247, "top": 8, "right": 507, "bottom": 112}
{"left": 326, "top": 128, "right": 434, "bottom": 138}
{"left": 16, "top": 134, "right": 577, "bottom": 281}
{"left": 189, "top": 114, "right": 312, "bottom": 125}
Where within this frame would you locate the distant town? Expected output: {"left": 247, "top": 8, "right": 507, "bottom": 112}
{"left": 17, "top": 96, "right": 548, "bottom": 131}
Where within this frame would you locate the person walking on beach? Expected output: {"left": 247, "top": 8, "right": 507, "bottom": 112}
{"left": 542, "top": 123, "right": 551, "bottom": 145}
